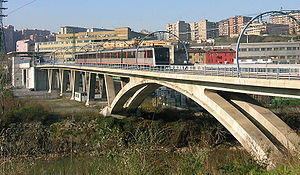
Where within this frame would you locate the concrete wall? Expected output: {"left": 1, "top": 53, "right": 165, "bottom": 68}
{"left": 11, "top": 57, "right": 24, "bottom": 88}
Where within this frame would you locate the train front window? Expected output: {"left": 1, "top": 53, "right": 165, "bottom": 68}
{"left": 155, "top": 48, "right": 169, "bottom": 63}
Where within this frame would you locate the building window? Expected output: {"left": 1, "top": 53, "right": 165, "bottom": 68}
{"left": 267, "top": 48, "right": 272, "bottom": 51}
{"left": 274, "top": 48, "right": 279, "bottom": 51}
{"left": 261, "top": 48, "right": 266, "bottom": 51}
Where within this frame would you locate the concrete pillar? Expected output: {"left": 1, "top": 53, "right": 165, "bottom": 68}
{"left": 86, "top": 72, "right": 96, "bottom": 106}
{"left": 22, "top": 69, "right": 26, "bottom": 88}
{"left": 82, "top": 72, "right": 87, "bottom": 92}
{"left": 226, "top": 92, "right": 300, "bottom": 155}
{"left": 69, "top": 70, "right": 74, "bottom": 94}
{"left": 104, "top": 74, "right": 116, "bottom": 106}
{"left": 59, "top": 69, "right": 68, "bottom": 96}
{"left": 98, "top": 74, "right": 106, "bottom": 99}
{"left": 55, "top": 70, "right": 60, "bottom": 90}
{"left": 47, "top": 69, "right": 53, "bottom": 93}
{"left": 71, "top": 71, "right": 80, "bottom": 100}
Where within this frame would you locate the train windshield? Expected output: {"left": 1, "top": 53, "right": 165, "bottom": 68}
{"left": 155, "top": 48, "right": 170, "bottom": 65}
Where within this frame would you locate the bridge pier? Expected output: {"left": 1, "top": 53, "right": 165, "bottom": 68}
{"left": 47, "top": 69, "right": 53, "bottom": 93}
{"left": 70, "top": 70, "right": 80, "bottom": 100}
{"left": 55, "top": 70, "right": 60, "bottom": 90}
{"left": 225, "top": 92, "right": 300, "bottom": 155}
{"left": 98, "top": 74, "right": 106, "bottom": 99}
{"left": 203, "top": 90, "right": 282, "bottom": 166}
{"left": 86, "top": 72, "right": 96, "bottom": 106}
{"left": 58, "top": 69, "right": 68, "bottom": 96}
{"left": 82, "top": 72, "right": 87, "bottom": 93}
{"left": 104, "top": 74, "right": 116, "bottom": 106}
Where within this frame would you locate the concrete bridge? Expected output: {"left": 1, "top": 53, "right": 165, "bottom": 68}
{"left": 35, "top": 63, "right": 300, "bottom": 167}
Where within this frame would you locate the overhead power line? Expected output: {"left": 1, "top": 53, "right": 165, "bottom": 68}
{"left": 7, "top": 0, "right": 38, "bottom": 15}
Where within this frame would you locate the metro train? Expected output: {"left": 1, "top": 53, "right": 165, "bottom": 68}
{"left": 75, "top": 46, "right": 170, "bottom": 66}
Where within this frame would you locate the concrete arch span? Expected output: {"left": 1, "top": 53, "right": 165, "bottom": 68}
{"left": 101, "top": 77, "right": 300, "bottom": 166}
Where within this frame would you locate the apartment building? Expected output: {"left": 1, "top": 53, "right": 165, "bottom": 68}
{"left": 3, "top": 25, "right": 15, "bottom": 52}
{"left": 218, "top": 19, "right": 230, "bottom": 37}
{"left": 228, "top": 16, "right": 252, "bottom": 37}
{"left": 270, "top": 11, "right": 300, "bottom": 34}
{"left": 187, "top": 48, "right": 206, "bottom": 64}
{"left": 166, "top": 21, "right": 191, "bottom": 41}
{"left": 190, "top": 20, "right": 218, "bottom": 41}
{"left": 218, "top": 16, "right": 251, "bottom": 37}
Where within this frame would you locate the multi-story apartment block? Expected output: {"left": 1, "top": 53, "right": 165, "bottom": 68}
{"left": 3, "top": 25, "right": 15, "bottom": 52}
{"left": 218, "top": 19, "right": 230, "bottom": 37}
{"left": 245, "top": 22, "right": 289, "bottom": 35}
{"left": 166, "top": 21, "right": 191, "bottom": 41}
{"left": 218, "top": 16, "right": 251, "bottom": 37}
{"left": 270, "top": 11, "right": 300, "bottom": 34}
{"left": 228, "top": 16, "right": 252, "bottom": 37}
{"left": 190, "top": 20, "right": 218, "bottom": 41}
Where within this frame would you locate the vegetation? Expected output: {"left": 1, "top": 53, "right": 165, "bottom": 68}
{"left": 0, "top": 96, "right": 300, "bottom": 174}
{"left": 0, "top": 54, "right": 11, "bottom": 115}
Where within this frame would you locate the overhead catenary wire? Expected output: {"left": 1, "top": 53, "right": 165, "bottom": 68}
{"left": 7, "top": 0, "right": 38, "bottom": 15}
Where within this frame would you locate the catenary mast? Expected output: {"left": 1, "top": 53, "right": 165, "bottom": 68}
{"left": 0, "top": 0, "right": 7, "bottom": 54}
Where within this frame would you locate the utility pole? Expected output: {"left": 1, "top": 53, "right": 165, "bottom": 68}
{"left": 0, "top": 0, "right": 7, "bottom": 115}
{"left": 0, "top": 0, "right": 7, "bottom": 55}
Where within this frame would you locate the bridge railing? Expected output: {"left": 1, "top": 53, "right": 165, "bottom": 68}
{"left": 38, "top": 62, "right": 300, "bottom": 80}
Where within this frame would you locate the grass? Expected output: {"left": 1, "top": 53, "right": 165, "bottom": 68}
{"left": 1, "top": 97, "right": 300, "bottom": 174}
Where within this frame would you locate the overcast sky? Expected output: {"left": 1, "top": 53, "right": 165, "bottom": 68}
{"left": 4, "top": 0, "right": 300, "bottom": 33}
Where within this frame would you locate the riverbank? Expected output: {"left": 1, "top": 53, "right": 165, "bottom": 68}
{"left": 1, "top": 91, "right": 300, "bottom": 174}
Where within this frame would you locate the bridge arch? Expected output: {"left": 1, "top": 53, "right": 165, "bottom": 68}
{"left": 102, "top": 77, "right": 288, "bottom": 166}
{"left": 236, "top": 10, "right": 300, "bottom": 77}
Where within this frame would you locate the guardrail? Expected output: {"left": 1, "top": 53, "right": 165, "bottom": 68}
{"left": 38, "top": 62, "right": 300, "bottom": 80}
